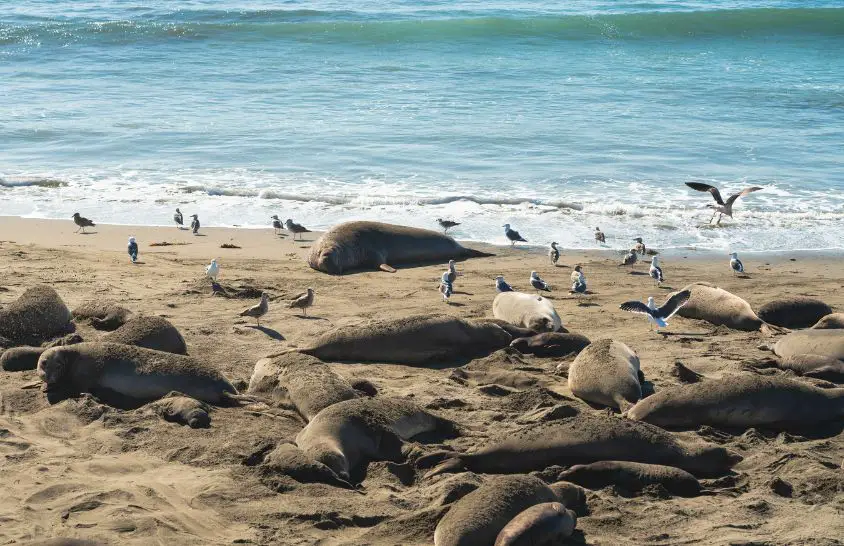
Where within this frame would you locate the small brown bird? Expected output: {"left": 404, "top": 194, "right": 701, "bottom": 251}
{"left": 72, "top": 212, "right": 95, "bottom": 233}
{"left": 239, "top": 293, "right": 269, "bottom": 326}
{"left": 437, "top": 218, "right": 460, "bottom": 234}
{"left": 594, "top": 227, "right": 605, "bottom": 244}
{"left": 619, "top": 248, "right": 638, "bottom": 266}
{"left": 288, "top": 287, "right": 314, "bottom": 316}
{"left": 285, "top": 219, "right": 311, "bottom": 240}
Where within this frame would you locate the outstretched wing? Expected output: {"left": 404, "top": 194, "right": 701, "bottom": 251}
{"left": 725, "top": 186, "right": 763, "bottom": 206}
{"left": 685, "top": 182, "right": 724, "bottom": 206}
{"left": 657, "top": 289, "right": 691, "bottom": 319}
{"left": 619, "top": 301, "right": 652, "bottom": 316}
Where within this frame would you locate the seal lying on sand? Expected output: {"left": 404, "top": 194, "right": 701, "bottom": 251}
{"left": 627, "top": 374, "right": 844, "bottom": 429}
{"left": 37, "top": 342, "right": 238, "bottom": 407}
{"left": 510, "top": 332, "right": 590, "bottom": 358}
{"left": 72, "top": 300, "right": 132, "bottom": 330}
{"left": 812, "top": 313, "right": 844, "bottom": 330}
{"left": 308, "top": 221, "right": 493, "bottom": 274}
{"left": 757, "top": 297, "right": 833, "bottom": 329}
{"left": 422, "top": 413, "right": 738, "bottom": 478}
{"left": 771, "top": 329, "right": 844, "bottom": 363}
{"left": 493, "top": 292, "right": 563, "bottom": 333}
{"left": 295, "top": 397, "right": 454, "bottom": 482}
{"left": 1, "top": 346, "right": 48, "bottom": 372}
{"left": 568, "top": 339, "right": 642, "bottom": 410}
{"left": 494, "top": 502, "right": 577, "bottom": 546}
{"left": 0, "top": 285, "right": 72, "bottom": 345}
{"left": 102, "top": 316, "right": 188, "bottom": 354}
{"left": 677, "top": 282, "right": 770, "bottom": 332}
{"left": 774, "top": 354, "right": 844, "bottom": 382}
{"left": 146, "top": 391, "right": 211, "bottom": 428}
{"left": 557, "top": 461, "right": 702, "bottom": 497}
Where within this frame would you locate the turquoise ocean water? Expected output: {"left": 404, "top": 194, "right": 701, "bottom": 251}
{"left": 1, "top": 1, "right": 842, "bottom": 251}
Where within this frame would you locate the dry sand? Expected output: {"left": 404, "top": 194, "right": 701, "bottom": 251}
{"left": 0, "top": 216, "right": 842, "bottom": 545}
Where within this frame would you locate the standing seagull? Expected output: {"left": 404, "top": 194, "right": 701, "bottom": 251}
{"left": 685, "top": 182, "right": 763, "bottom": 224}
{"left": 439, "top": 271, "right": 453, "bottom": 303}
{"left": 503, "top": 224, "right": 527, "bottom": 246}
{"left": 127, "top": 236, "right": 138, "bottom": 264}
{"left": 239, "top": 293, "right": 269, "bottom": 326}
{"left": 190, "top": 214, "right": 200, "bottom": 235}
{"left": 205, "top": 258, "right": 219, "bottom": 282}
{"left": 444, "top": 259, "right": 459, "bottom": 284}
{"left": 288, "top": 287, "right": 314, "bottom": 316}
{"left": 619, "top": 248, "right": 638, "bottom": 266}
{"left": 620, "top": 290, "right": 691, "bottom": 331}
{"left": 285, "top": 219, "right": 311, "bottom": 240}
{"left": 570, "top": 265, "right": 587, "bottom": 294}
{"left": 649, "top": 256, "right": 664, "bottom": 286}
{"left": 530, "top": 271, "right": 551, "bottom": 293}
{"left": 729, "top": 252, "right": 744, "bottom": 276}
{"left": 174, "top": 208, "right": 184, "bottom": 229}
{"left": 271, "top": 215, "right": 283, "bottom": 235}
{"left": 633, "top": 237, "right": 646, "bottom": 255}
{"left": 594, "top": 227, "right": 606, "bottom": 245}
{"left": 72, "top": 213, "right": 95, "bottom": 233}
{"left": 495, "top": 275, "right": 513, "bottom": 293}
{"left": 549, "top": 242, "right": 560, "bottom": 266}
{"left": 437, "top": 218, "right": 460, "bottom": 234}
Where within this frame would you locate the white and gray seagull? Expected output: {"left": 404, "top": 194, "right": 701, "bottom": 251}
{"left": 649, "top": 256, "right": 664, "bottom": 286}
{"left": 271, "top": 215, "right": 283, "bottom": 235}
{"left": 444, "top": 259, "right": 460, "bottom": 283}
{"left": 174, "top": 208, "right": 184, "bottom": 229}
{"left": 620, "top": 290, "right": 691, "bottom": 331}
{"left": 729, "top": 252, "right": 744, "bottom": 276}
{"left": 530, "top": 271, "right": 551, "bottom": 293}
{"left": 686, "top": 182, "right": 763, "bottom": 225}
{"left": 549, "top": 242, "right": 560, "bottom": 266}
{"left": 239, "top": 292, "right": 269, "bottom": 326}
{"left": 503, "top": 224, "right": 527, "bottom": 246}
{"left": 439, "top": 271, "right": 453, "bottom": 303}
{"left": 205, "top": 258, "right": 219, "bottom": 282}
{"left": 495, "top": 275, "right": 513, "bottom": 293}
{"left": 437, "top": 218, "right": 460, "bottom": 234}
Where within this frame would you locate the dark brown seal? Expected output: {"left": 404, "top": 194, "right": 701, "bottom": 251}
{"left": 757, "top": 297, "right": 833, "bottom": 329}
{"left": 557, "top": 460, "right": 702, "bottom": 497}
{"left": 510, "top": 332, "right": 590, "bottom": 358}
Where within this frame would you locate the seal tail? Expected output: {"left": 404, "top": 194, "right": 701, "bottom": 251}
{"left": 760, "top": 322, "right": 790, "bottom": 336}
{"left": 415, "top": 451, "right": 467, "bottom": 478}
{"left": 461, "top": 247, "right": 495, "bottom": 259}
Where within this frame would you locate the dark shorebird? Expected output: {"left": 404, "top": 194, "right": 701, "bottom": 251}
{"left": 549, "top": 242, "right": 560, "bottom": 266}
{"left": 649, "top": 256, "right": 664, "bottom": 286}
{"left": 285, "top": 219, "right": 311, "bottom": 240}
{"left": 271, "top": 215, "right": 283, "bottom": 235}
{"left": 205, "top": 258, "right": 219, "bottom": 282}
{"left": 72, "top": 212, "right": 95, "bottom": 233}
{"left": 685, "top": 182, "right": 763, "bottom": 224}
{"left": 530, "top": 271, "right": 551, "bottom": 293}
{"left": 495, "top": 275, "right": 513, "bottom": 293}
{"left": 633, "top": 237, "right": 646, "bottom": 255}
{"left": 288, "top": 287, "right": 314, "bottom": 316}
{"left": 620, "top": 290, "right": 691, "bottom": 331}
{"left": 240, "top": 293, "right": 269, "bottom": 326}
{"left": 729, "top": 252, "right": 744, "bottom": 276}
{"left": 437, "top": 218, "right": 460, "bottom": 234}
{"left": 190, "top": 214, "right": 200, "bottom": 235}
{"left": 594, "top": 227, "right": 606, "bottom": 244}
{"left": 570, "top": 265, "right": 587, "bottom": 294}
{"left": 174, "top": 208, "right": 183, "bottom": 228}
{"left": 127, "top": 236, "right": 138, "bottom": 263}
{"left": 439, "top": 271, "right": 453, "bottom": 303}
{"left": 503, "top": 224, "right": 527, "bottom": 246}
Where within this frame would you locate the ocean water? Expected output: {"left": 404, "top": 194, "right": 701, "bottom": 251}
{"left": 1, "top": 0, "right": 842, "bottom": 251}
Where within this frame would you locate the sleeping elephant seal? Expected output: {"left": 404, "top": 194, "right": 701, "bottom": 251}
{"left": 510, "top": 332, "right": 590, "bottom": 358}
{"left": 493, "top": 292, "right": 563, "bottom": 333}
{"left": 146, "top": 391, "right": 211, "bottom": 428}
{"left": 71, "top": 300, "right": 132, "bottom": 330}
{"left": 0, "top": 285, "right": 72, "bottom": 345}
{"left": 289, "top": 314, "right": 515, "bottom": 365}
{"left": 568, "top": 339, "right": 642, "bottom": 410}
{"left": 494, "top": 502, "right": 577, "bottom": 546}
{"left": 101, "top": 316, "right": 188, "bottom": 354}
{"left": 757, "top": 297, "right": 833, "bottom": 329}
{"left": 627, "top": 374, "right": 844, "bottom": 429}
{"left": 37, "top": 342, "right": 238, "bottom": 407}
{"left": 557, "top": 461, "right": 702, "bottom": 497}
{"left": 776, "top": 354, "right": 844, "bottom": 382}
{"left": 772, "top": 329, "right": 844, "bottom": 362}
{"left": 423, "top": 413, "right": 738, "bottom": 478}
{"left": 812, "top": 313, "right": 844, "bottom": 330}
{"left": 308, "top": 221, "right": 493, "bottom": 274}
{"left": 1, "top": 346, "right": 47, "bottom": 371}
{"left": 295, "top": 397, "right": 455, "bottom": 482}
{"left": 676, "top": 282, "right": 766, "bottom": 331}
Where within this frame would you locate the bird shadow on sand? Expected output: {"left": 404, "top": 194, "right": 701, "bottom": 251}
{"left": 193, "top": 233, "right": 207, "bottom": 237}
{"left": 444, "top": 302, "right": 466, "bottom": 307}
{"left": 627, "top": 271, "right": 649, "bottom": 276}
{"left": 294, "top": 315, "right": 327, "bottom": 321}
{"left": 78, "top": 231, "right": 98, "bottom": 235}
{"left": 131, "top": 261, "right": 146, "bottom": 265}
{"left": 245, "top": 325, "right": 285, "bottom": 340}
{"left": 658, "top": 285, "right": 675, "bottom": 290}
{"left": 452, "top": 291, "right": 474, "bottom": 296}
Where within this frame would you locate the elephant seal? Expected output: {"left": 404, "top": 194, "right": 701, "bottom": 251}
{"left": 493, "top": 292, "right": 563, "bottom": 333}
{"left": 308, "top": 221, "right": 493, "bottom": 274}
{"left": 423, "top": 413, "right": 738, "bottom": 478}
{"left": 295, "top": 397, "right": 455, "bottom": 481}
{"left": 71, "top": 300, "right": 132, "bottom": 330}
{"left": 557, "top": 461, "right": 702, "bottom": 497}
{"left": 627, "top": 374, "right": 844, "bottom": 429}
{"left": 248, "top": 352, "right": 358, "bottom": 420}
{"left": 433, "top": 475, "right": 558, "bottom": 546}
{"left": 258, "top": 442, "right": 356, "bottom": 489}
{"left": 568, "top": 339, "right": 642, "bottom": 410}
{"left": 37, "top": 342, "right": 238, "bottom": 407}
{"left": 25, "top": 540, "right": 103, "bottom": 546}
{"left": 676, "top": 282, "right": 766, "bottom": 331}
{"left": 0, "top": 285, "right": 72, "bottom": 345}
{"left": 757, "top": 297, "right": 833, "bottom": 329}
{"left": 812, "top": 313, "right": 844, "bottom": 329}
{"left": 510, "top": 332, "right": 590, "bottom": 357}
{"left": 146, "top": 391, "right": 211, "bottom": 428}
{"left": 494, "top": 502, "right": 577, "bottom": 546}
{"left": 101, "top": 316, "right": 188, "bottom": 354}
{"left": 777, "top": 354, "right": 844, "bottom": 382}
{"left": 772, "top": 329, "right": 844, "bottom": 362}
{"left": 289, "top": 314, "right": 516, "bottom": 365}
{"left": 1, "top": 346, "right": 46, "bottom": 371}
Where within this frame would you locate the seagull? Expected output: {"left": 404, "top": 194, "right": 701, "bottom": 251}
{"left": 72, "top": 213, "right": 95, "bottom": 233}
{"left": 530, "top": 271, "right": 551, "bottom": 293}
{"left": 570, "top": 265, "right": 587, "bottom": 294}
{"left": 439, "top": 271, "right": 453, "bottom": 303}
{"left": 444, "top": 259, "right": 459, "bottom": 284}
{"left": 729, "top": 252, "right": 744, "bottom": 276}
{"left": 633, "top": 237, "right": 646, "bottom": 255}
{"left": 620, "top": 290, "right": 691, "bottom": 331}
{"left": 503, "top": 224, "right": 527, "bottom": 246}
{"left": 685, "top": 182, "right": 763, "bottom": 224}
{"left": 285, "top": 219, "right": 311, "bottom": 240}
{"left": 594, "top": 227, "right": 606, "bottom": 245}
{"left": 649, "top": 256, "right": 663, "bottom": 286}
{"left": 205, "top": 258, "right": 219, "bottom": 282}
{"left": 239, "top": 292, "right": 269, "bottom": 326}
{"left": 549, "top": 242, "right": 560, "bottom": 266}
{"left": 620, "top": 249, "right": 638, "bottom": 266}
{"left": 437, "top": 218, "right": 460, "bottom": 234}
{"left": 190, "top": 214, "right": 200, "bottom": 235}
{"left": 271, "top": 215, "right": 283, "bottom": 235}
{"left": 495, "top": 275, "right": 513, "bottom": 293}
{"left": 174, "top": 208, "right": 183, "bottom": 229}
{"left": 288, "top": 287, "right": 314, "bottom": 316}
{"left": 127, "top": 236, "right": 138, "bottom": 264}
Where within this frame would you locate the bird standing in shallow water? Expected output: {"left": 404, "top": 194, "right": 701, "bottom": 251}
{"left": 72, "top": 213, "right": 95, "bottom": 233}
{"left": 620, "top": 290, "right": 691, "bottom": 331}
{"left": 570, "top": 265, "right": 587, "bottom": 294}
{"left": 437, "top": 218, "right": 460, "bottom": 234}
{"left": 240, "top": 293, "right": 269, "bottom": 326}
{"left": 285, "top": 219, "right": 311, "bottom": 240}
{"left": 439, "top": 271, "right": 453, "bottom": 303}
{"left": 127, "top": 236, "right": 138, "bottom": 264}
{"left": 729, "top": 252, "right": 744, "bottom": 276}
{"left": 205, "top": 258, "right": 219, "bottom": 282}
{"left": 530, "top": 271, "right": 551, "bottom": 293}
{"left": 271, "top": 215, "right": 283, "bottom": 235}
{"left": 549, "top": 242, "right": 560, "bottom": 266}
{"left": 685, "top": 182, "right": 763, "bottom": 225}
{"left": 190, "top": 214, "right": 200, "bottom": 235}
{"left": 288, "top": 287, "right": 315, "bottom": 316}
{"left": 503, "top": 224, "right": 527, "bottom": 246}
{"left": 594, "top": 227, "right": 606, "bottom": 245}
{"left": 649, "top": 256, "right": 664, "bottom": 286}
{"left": 174, "top": 208, "right": 183, "bottom": 229}
{"left": 495, "top": 275, "right": 513, "bottom": 293}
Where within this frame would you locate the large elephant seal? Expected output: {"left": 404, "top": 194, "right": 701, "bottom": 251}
{"left": 557, "top": 461, "right": 702, "bottom": 497}
{"left": 510, "top": 332, "right": 590, "bottom": 358}
{"left": 494, "top": 502, "right": 577, "bottom": 546}
{"left": 71, "top": 300, "right": 132, "bottom": 330}
{"left": 308, "top": 221, "right": 492, "bottom": 274}
{"left": 568, "top": 339, "right": 642, "bottom": 410}
{"left": 772, "top": 329, "right": 844, "bottom": 362}
{"left": 493, "top": 292, "right": 563, "bottom": 333}
{"left": 676, "top": 282, "right": 765, "bottom": 331}
{"left": 0, "top": 285, "right": 72, "bottom": 345}
{"left": 775, "top": 354, "right": 844, "bottom": 382}
{"left": 757, "top": 297, "right": 833, "bottom": 329}
{"left": 295, "top": 397, "right": 454, "bottom": 482}
{"left": 101, "top": 316, "right": 188, "bottom": 354}
{"left": 423, "top": 413, "right": 738, "bottom": 478}
{"left": 627, "top": 374, "right": 844, "bottom": 429}
{"left": 37, "top": 342, "right": 238, "bottom": 407}
{"left": 812, "top": 313, "right": 844, "bottom": 330}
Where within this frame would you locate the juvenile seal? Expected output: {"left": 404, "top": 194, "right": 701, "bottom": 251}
{"left": 676, "top": 282, "right": 765, "bottom": 331}
{"left": 72, "top": 300, "right": 132, "bottom": 330}
{"left": 0, "top": 285, "right": 72, "bottom": 345}
{"left": 776, "top": 354, "right": 844, "bottom": 382}
{"left": 146, "top": 391, "right": 211, "bottom": 428}
{"left": 494, "top": 502, "right": 577, "bottom": 546}
{"left": 1, "top": 346, "right": 47, "bottom": 371}
{"left": 772, "top": 329, "right": 844, "bottom": 362}
{"left": 510, "top": 332, "right": 590, "bottom": 358}
{"left": 557, "top": 461, "right": 702, "bottom": 497}
{"left": 757, "top": 297, "right": 833, "bottom": 329}
{"left": 37, "top": 342, "right": 238, "bottom": 407}
{"left": 101, "top": 316, "right": 188, "bottom": 354}
{"left": 493, "top": 292, "right": 563, "bottom": 333}
{"left": 627, "top": 374, "right": 844, "bottom": 429}
{"left": 308, "top": 221, "right": 492, "bottom": 274}
{"left": 812, "top": 313, "right": 844, "bottom": 330}
{"left": 568, "top": 339, "right": 642, "bottom": 410}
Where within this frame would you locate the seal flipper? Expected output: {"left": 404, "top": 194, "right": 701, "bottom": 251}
{"left": 379, "top": 264, "right": 397, "bottom": 273}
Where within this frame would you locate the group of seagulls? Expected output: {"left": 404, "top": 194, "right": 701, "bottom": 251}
{"left": 174, "top": 208, "right": 201, "bottom": 234}
{"left": 271, "top": 215, "right": 311, "bottom": 240}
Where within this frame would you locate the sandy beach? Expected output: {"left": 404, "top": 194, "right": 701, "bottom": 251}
{"left": 1, "top": 216, "right": 842, "bottom": 546}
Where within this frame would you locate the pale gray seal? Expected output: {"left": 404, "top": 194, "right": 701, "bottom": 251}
{"left": 0, "top": 285, "right": 72, "bottom": 345}
{"left": 492, "top": 292, "right": 563, "bottom": 333}
{"left": 757, "top": 297, "right": 833, "bottom": 329}
{"left": 772, "top": 329, "right": 844, "bottom": 362}
{"left": 101, "top": 316, "right": 188, "bottom": 354}
{"left": 557, "top": 461, "right": 702, "bottom": 497}
{"left": 676, "top": 282, "right": 768, "bottom": 331}
{"left": 494, "top": 502, "right": 577, "bottom": 546}
{"left": 72, "top": 300, "right": 132, "bottom": 330}
{"left": 146, "top": 391, "right": 211, "bottom": 428}
{"left": 308, "top": 221, "right": 492, "bottom": 274}
{"left": 510, "top": 332, "right": 590, "bottom": 358}
{"left": 627, "top": 374, "right": 844, "bottom": 429}
{"left": 812, "top": 313, "right": 844, "bottom": 329}
{"left": 568, "top": 339, "right": 642, "bottom": 410}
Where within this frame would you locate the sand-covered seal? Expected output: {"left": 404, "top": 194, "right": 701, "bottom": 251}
{"left": 37, "top": 342, "right": 238, "bottom": 407}
{"left": 757, "top": 297, "right": 833, "bottom": 329}
{"left": 568, "top": 339, "right": 642, "bottom": 410}
{"left": 423, "top": 413, "right": 738, "bottom": 478}
{"left": 1, "top": 346, "right": 48, "bottom": 372}
{"left": 71, "top": 300, "right": 132, "bottom": 330}
{"left": 676, "top": 282, "right": 766, "bottom": 331}
{"left": 557, "top": 461, "right": 702, "bottom": 497}
{"left": 493, "top": 292, "right": 563, "bottom": 333}
{"left": 0, "top": 285, "right": 72, "bottom": 345}
{"left": 101, "top": 316, "right": 188, "bottom": 354}
{"left": 295, "top": 397, "right": 455, "bottom": 481}
{"left": 772, "top": 329, "right": 844, "bottom": 363}
{"left": 627, "top": 374, "right": 844, "bottom": 429}
{"left": 308, "top": 221, "right": 492, "bottom": 274}
{"left": 494, "top": 502, "right": 577, "bottom": 546}
{"left": 510, "top": 332, "right": 590, "bottom": 358}
{"left": 146, "top": 391, "right": 211, "bottom": 428}
{"left": 812, "top": 313, "right": 844, "bottom": 330}
{"left": 248, "top": 352, "right": 358, "bottom": 420}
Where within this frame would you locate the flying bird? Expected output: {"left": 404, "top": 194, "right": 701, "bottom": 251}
{"left": 594, "top": 227, "right": 606, "bottom": 245}
{"left": 72, "top": 213, "right": 95, "bottom": 233}
{"left": 530, "top": 271, "right": 551, "bottom": 293}
{"left": 127, "top": 236, "right": 138, "bottom": 264}
{"left": 439, "top": 271, "right": 453, "bottom": 303}
{"left": 549, "top": 242, "right": 560, "bottom": 266}
{"left": 174, "top": 208, "right": 183, "bottom": 228}
{"left": 239, "top": 293, "right": 269, "bottom": 326}
{"left": 649, "top": 256, "right": 663, "bottom": 286}
{"left": 271, "top": 215, "right": 283, "bottom": 235}
{"left": 285, "top": 219, "right": 311, "bottom": 240}
{"left": 685, "top": 182, "right": 763, "bottom": 224}
{"left": 288, "top": 287, "right": 314, "bottom": 316}
{"left": 205, "top": 258, "right": 219, "bottom": 282}
{"left": 190, "top": 214, "right": 200, "bottom": 235}
{"left": 503, "top": 224, "right": 527, "bottom": 246}
{"left": 570, "top": 265, "right": 587, "bottom": 294}
{"left": 729, "top": 252, "right": 744, "bottom": 276}
{"left": 495, "top": 275, "right": 513, "bottom": 293}
{"left": 620, "top": 290, "right": 691, "bottom": 331}
{"left": 437, "top": 218, "right": 460, "bottom": 234}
